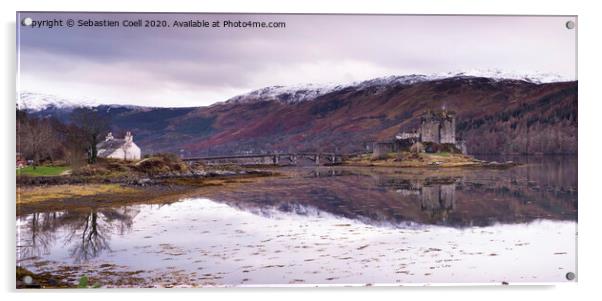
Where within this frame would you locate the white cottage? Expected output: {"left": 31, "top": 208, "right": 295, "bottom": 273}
{"left": 97, "top": 131, "right": 141, "bottom": 160}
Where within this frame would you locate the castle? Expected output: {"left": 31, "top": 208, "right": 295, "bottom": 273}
{"left": 419, "top": 110, "right": 456, "bottom": 144}
{"left": 372, "top": 110, "right": 466, "bottom": 157}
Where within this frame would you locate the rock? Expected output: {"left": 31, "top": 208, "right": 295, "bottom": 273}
{"left": 193, "top": 170, "right": 207, "bottom": 176}
{"left": 213, "top": 170, "right": 236, "bottom": 176}
{"left": 137, "top": 178, "right": 152, "bottom": 186}
{"left": 47, "top": 278, "right": 59, "bottom": 286}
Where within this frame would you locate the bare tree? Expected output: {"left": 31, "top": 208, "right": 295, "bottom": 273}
{"left": 18, "top": 117, "right": 59, "bottom": 168}
{"left": 71, "top": 108, "right": 109, "bottom": 164}
{"left": 62, "top": 124, "right": 89, "bottom": 168}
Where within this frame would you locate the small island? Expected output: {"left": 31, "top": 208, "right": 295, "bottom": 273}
{"left": 345, "top": 151, "right": 518, "bottom": 168}
{"left": 345, "top": 109, "right": 519, "bottom": 169}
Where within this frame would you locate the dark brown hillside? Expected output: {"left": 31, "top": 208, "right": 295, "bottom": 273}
{"left": 27, "top": 77, "right": 577, "bottom": 156}
{"left": 167, "top": 77, "right": 576, "bottom": 156}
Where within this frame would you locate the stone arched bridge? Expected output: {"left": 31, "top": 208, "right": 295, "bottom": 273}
{"left": 182, "top": 153, "right": 344, "bottom": 166}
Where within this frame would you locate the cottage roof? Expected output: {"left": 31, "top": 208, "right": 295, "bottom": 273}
{"left": 97, "top": 138, "right": 128, "bottom": 157}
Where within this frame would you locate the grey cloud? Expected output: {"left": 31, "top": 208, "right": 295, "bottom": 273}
{"left": 18, "top": 13, "right": 576, "bottom": 106}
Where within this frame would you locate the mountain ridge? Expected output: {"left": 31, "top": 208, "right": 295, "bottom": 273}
{"left": 224, "top": 72, "right": 572, "bottom": 106}
{"left": 19, "top": 70, "right": 573, "bottom": 111}
{"left": 19, "top": 73, "right": 577, "bottom": 156}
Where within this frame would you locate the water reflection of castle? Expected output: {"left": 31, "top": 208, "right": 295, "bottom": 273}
{"left": 397, "top": 183, "right": 456, "bottom": 219}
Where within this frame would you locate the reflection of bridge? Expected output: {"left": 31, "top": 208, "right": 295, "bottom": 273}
{"left": 182, "top": 153, "right": 344, "bottom": 166}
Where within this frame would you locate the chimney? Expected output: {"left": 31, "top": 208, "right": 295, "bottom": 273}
{"left": 125, "top": 131, "right": 133, "bottom": 143}
{"left": 105, "top": 132, "right": 114, "bottom": 141}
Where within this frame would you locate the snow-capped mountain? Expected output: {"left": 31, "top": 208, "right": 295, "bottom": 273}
{"left": 19, "top": 73, "right": 576, "bottom": 157}
{"left": 224, "top": 83, "right": 346, "bottom": 105}
{"left": 444, "top": 69, "right": 569, "bottom": 84}
{"left": 225, "top": 70, "right": 572, "bottom": 105}
{"left": 17, "top": 92, "right": 148, "bottom": 113}
{"left": 17, "top": 92, "right": 97, "bottom": 111}
{"left": 19, "top": 70, "right": 573, "bottom": 110}
{"left": 224, "top": 75, "right": 438, "bottom": 105}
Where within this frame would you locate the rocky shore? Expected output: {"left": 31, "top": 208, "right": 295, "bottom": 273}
{"left": 345, "top": 152, "right": 520, "bottom": 169}
{"left": 16, "top": 167, "right": 273, "bottom": 186}
{"left": 16, "top": 168, "right": 276, "bottom": 216}
{"left": 16, "top": 155, "right": 279, "bottom": 216}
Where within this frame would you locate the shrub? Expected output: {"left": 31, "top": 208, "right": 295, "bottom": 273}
{"left": 410, "top": 142, "right": 425, "bottom": 154}
{"left": 423, "top": 142, "right": 461, "bottom": 154}
{"left": 104, "top": 159, "right": 131, "bottom": 172}
{"left": 133, "top": 153, "right": 188, "bottom": 175}
{"left": 72, "top": 165, "right": 110, "bottom": 176}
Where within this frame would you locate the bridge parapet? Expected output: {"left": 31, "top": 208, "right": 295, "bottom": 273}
{"left": 183, "top": 153, "right": 343, "bottom": 166}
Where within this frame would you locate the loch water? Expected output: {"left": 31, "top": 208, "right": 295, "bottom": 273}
{"left": 16, "top": 155, "right": 577, "bottom": 286}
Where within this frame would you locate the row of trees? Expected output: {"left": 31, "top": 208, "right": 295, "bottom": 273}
{"left": 17, "top": 107, "right": 109, "bottom": 168}
{"left": 457, "top": 86, "right": 577, "bottom": 155}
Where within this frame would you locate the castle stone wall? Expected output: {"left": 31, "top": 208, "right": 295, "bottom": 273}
{"left": 372, "top": 142, "right": 395, "bottom": 159}
{"left": 440, "top": 118, "right": 456, "bottom": 144}
{"left": 373, "top": 110, "right": 460, "bottom": 158}
{"left": 420, "top": 120, "right": 440, "bottom": 143}
{"left": 419, "top": 111, "right": 456, "bottom": 145}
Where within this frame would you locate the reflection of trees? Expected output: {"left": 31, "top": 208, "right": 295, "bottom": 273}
{"left": 18, "top": 212, "right": 61, "bottom": 260}
{"left": 17, "top": 207, "right": 139, "bottom": 263}
{"left": 65, "top": 211, "right": 111, "bottom": 263}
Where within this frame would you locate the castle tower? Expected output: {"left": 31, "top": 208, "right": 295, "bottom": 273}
{"left": 419, "top": 110, "right": 456, "bottom": 144}
{"left": 439, "top": 112, "right": 456, "bottom": 144}
{"left": 420, "top": 112, "right": 441, "bottom": 143}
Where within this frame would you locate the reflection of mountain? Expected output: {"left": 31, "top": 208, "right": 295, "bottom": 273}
{"left": 16, "top": 157, "right": 577, "bottom": 267}
{"left": 17, "top": 207, "right": 139, "bottom": 263}
{"left": 205, "top": 157, "right": 577, "bottom": 227}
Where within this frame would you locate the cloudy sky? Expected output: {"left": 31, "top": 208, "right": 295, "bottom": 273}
{"left": 17, "top": 13, "right": 576, "bottom": 107}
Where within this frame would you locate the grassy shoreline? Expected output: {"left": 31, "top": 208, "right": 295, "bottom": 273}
{"left": 16, "top": 171, "right": 277, "bottom": 216}
{"left": 344, "top": 152, "right": 518, "bottom": 168}
{"left": 15, "top": 152, "right": 517, "bottom": 216}
{"left": 17, "top": 165, "right": 70, "bottom": 177}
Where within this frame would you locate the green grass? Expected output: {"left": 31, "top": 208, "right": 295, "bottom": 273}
{"left": 17, "top": 166, "right": 69, "bottom": 177}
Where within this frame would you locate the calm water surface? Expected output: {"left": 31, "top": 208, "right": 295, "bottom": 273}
{"left": 16, "top": 156, "right": 577, "bottom": 287}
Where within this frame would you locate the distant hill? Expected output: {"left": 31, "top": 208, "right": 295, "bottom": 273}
{"left": 21, "top": 75, "right": 577, "bottom": 156}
